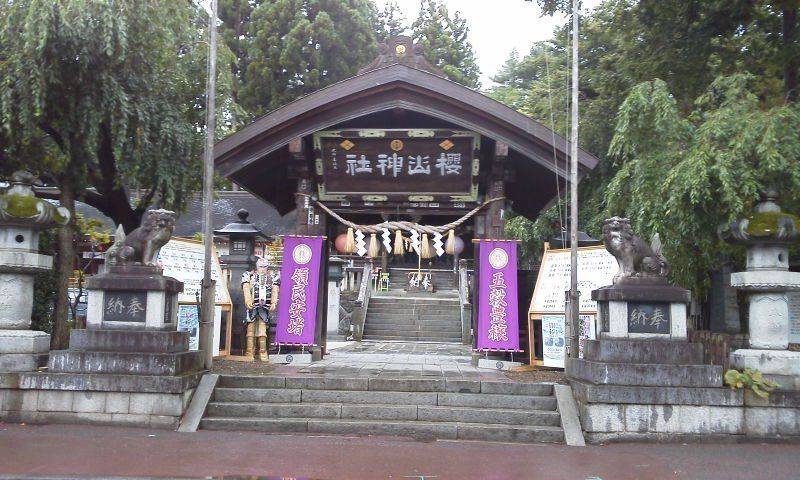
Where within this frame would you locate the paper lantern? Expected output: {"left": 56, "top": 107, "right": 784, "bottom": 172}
{"left": 451, "top": 235, "right": 465, "bottom": 255}
{"left": 334, "top": 233, "right": 350, "bottom": 253}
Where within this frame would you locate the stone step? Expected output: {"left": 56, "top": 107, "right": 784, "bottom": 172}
{"left": 568, "top": 358, "right": 724, "bottom": 388}
{"left": 366, "top": 310, "right": 460, "bottom": 318}
{"left": 416, "top": 405, "right": 561, "bottom": 426}
{"left": 67, "top": 329, "right": 189, "bottom": 353}
{"left": 362, "top": 333, "right": 463, "bottom": 342}
{"left": 199, "top": 417, "right": 564, "bottom": 444}
{"left": 47, "top": 350, "right": 203, "bottom": 376}
{"left": 362, "top": 335, "right": 463, "bottom": 343}
{"left": 214, "top": 388, "right": 302, "bottom": 403}
{"left": 206, "top": 402, "right": 342, "bottom": 419}
{"left": 364, "top": 317, "right": 461, "bottom": 325}
{"left": 436, "top": 392, "right": 558, "bottom": 410}
{"left": 368, "top": 299, "right": 460, "bottom": 305}
{"left": 367, "top": 305, "right": 460, "bottom": 313}
{"left": 362, "top": 330, "right": 462, "bottom": 339}
{"left": 216, "top": 376, "right": 554, "bottom": 395}
{"left": 583, "top": 339, "right": 704, "bottom": 365}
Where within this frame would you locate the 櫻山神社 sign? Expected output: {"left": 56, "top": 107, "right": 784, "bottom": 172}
{"left": 475, "top": 240, "right": 520, "bottom": 351}
{"left": 274, "top": 236, "right": 324, "bottom": 346}
{"left": 314, "top": 129, "right": 480, "bottom": 203}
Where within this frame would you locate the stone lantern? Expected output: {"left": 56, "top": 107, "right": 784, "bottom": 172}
{"left": 720, "top": 190, "right": 800, "bottom": 387}
{"left": 214, "top": 209, "right": 270, "bottom": 343}
{"left": 0, "top": 171, "right": 69, "bottom": 372}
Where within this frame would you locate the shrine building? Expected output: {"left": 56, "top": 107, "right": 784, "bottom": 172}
{"left": 214, "top": 36, "right": 599, "bottom": 357}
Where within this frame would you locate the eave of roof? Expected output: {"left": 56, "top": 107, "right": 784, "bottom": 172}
{"left": 215, "top": 64, "right": 599, "bottom": 178}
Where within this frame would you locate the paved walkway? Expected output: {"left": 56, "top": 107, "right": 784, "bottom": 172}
{"left": 277, "top": 340, "right": 504, "bottom": 379}
{"left": 1, "top": 423, "right": 798, "bottom": 479}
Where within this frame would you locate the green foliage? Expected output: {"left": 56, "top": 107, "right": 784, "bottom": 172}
{"left": 32, "top": 229, "right": 57, "bottom": 334}
{"left": 372, "top": 0, "right": 407, "bottom": 42}
{"left": 238, "top": 0, "right": 379, "bottom": 115}
{"left": 412, "top": 0, "right": 480, "bottom": 88}
{"left": 602, "top": 75, "right": 800, "bottom": 294}
{"left": 724, "top": 368, "right": 780, "bottom": 398}
{"left": 0, "top": 0, "right": 232, "bottom": 229}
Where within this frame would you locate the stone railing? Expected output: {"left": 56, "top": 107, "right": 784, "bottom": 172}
{"left": 339, "top": 262, "right": 373, "bottom": 341}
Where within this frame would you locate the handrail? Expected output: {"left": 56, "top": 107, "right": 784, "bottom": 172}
{"left": 457, "top": 259, "right": 472, "bottom": 344}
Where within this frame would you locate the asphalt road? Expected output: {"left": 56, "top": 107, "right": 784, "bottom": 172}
{"left": 0, "top": 423, "right": 798, "bottom": 479}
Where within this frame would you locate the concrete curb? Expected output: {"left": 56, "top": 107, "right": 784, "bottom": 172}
{"left": 177, "top": 373, "right": 218, "bottom": 432}
{"left": 554, "top": 384, "right": 585, "bottom": 446}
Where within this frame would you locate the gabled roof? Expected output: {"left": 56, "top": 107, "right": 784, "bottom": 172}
{"left": 215, "top": 63, "right": 599, "bottom": 179}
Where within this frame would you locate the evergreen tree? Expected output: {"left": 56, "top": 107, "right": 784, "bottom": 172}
{"left": 372, "top": 0, "right": 408, "bottom": 42}
{"left": 412, "top": 0, "right": 481, "bottom": 88}
{"left": 239, "top": 0, "right": 379, "bottom": 115}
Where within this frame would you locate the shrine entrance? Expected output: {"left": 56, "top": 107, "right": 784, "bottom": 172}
{"left": 213, "top": 36, "right": 599, "bottom": 359}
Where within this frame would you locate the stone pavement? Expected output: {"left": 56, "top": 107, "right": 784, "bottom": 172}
{"left": 273, "top": 340, "right": 504, "bottom": 378}
{"left": 1, "top": 423, "right": 800, "bottom": 479}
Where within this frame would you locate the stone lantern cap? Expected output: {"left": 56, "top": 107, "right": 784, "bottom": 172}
{"left": 719, "top": 190, "right": 799, "bottom": 246}
{"left": 213, "top": 208, "right": 269, "bottom": 240}
{"left": 0, "top": 171, "right": 70, "bottom": 228}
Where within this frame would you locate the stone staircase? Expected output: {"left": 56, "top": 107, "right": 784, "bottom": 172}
{"left": 363, "top": 268, "right": 462, "bottom": 343}
{"left": 200, "top": 375, "right": 565, "bottom": 444}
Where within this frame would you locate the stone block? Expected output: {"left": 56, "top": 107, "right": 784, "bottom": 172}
{"left": 745, "top": 390, "right": 800, "bottom": 408}
{"left": 480, "top": 381, "right": 552, "bottom": 396}
{"left": 285, "top": 376, "right": 368, "bottom": 391}
{"left": 0, "top": 373, "right": 20, "bottom": 389}
{"left": 47, "top": 350, "right": 203, "bottom": 376}
{"left": 105, "top": 392, "right": 130, "bottom": 414}
{"left": 0, "top": 330, "right": 50, "bottom": 354}
{"left": 0, "top": 353, "right": 42, "bottom": 372}
{"left": 444, "top": 379, "right": 481, "bottom": 393}
{"left": 583, "top": 339, "right": 703, "bottom": 365}
{"left": 150, "top": 415, "right": 179, "bottom": 429}
{"left": 110, "top": 413, "right": 152, "bottom": 427}
{"left": 368, "top": 377, "right": 445, "bottom": 392}
{"left": 341, "top": 404, "right": 417, "bottom": 421}
{"left": 578, "top": 403, "right": 625, "bottom": 433}
{"left": 128, "top": 392, "right": 181, "bottom": 416}
{"left": 2, "top": 390, "right": 38, "bottom": 411}
{"left": 72, "top": 391, "right": 107, "bottom": 413}
{"left": 624, "top": 405, "right": 743, "bottom": 435}
{"left": 36, "top": 390, "right": 74, "bottom": 412}
{"left": 571, "top": 380, "right": 743, "bottom": 406}
{"left": 569, "top": 358, "right": 723, "bottom": 387}
{"left": 731, "top": 349, "right": 800, "bottom": 376}
{"left": 745, "top": 407, "right": 778, "bottom": 436}
{"left": 19, "top": 371, "right": 202, "bottom": 394}
{"left": 217, "top": 375, "right": 286, "bottom": 389}
{"left": 68, "top": 329, "right": 189, "bottom": 353}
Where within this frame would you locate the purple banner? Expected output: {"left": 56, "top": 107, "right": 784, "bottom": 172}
{"left": 274, "top": 236, "right": 324, "bottom": 346}
{"left": 476, "top": 240, "right": 520, "bottom": 351}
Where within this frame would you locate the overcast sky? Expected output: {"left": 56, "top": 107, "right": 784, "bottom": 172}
{"left": 376, "top": 0, "right": 602, "bottom": 86}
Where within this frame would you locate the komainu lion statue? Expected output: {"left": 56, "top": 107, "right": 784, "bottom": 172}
{"left": 106, "top": 209, "right": 176, "bottom": 266}
{"left": 602, "top": 217, "right": 670, "bottom": 283}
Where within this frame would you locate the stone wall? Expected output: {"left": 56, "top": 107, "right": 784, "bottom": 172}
{"left": 573, "top": 381, "right": 800, "bottom": 442}
{"left": 0, "top": 372, "right": 200, "bottom": 429}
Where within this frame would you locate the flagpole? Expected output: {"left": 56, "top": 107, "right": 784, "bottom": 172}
{"left": 200, "top": 0, "right": 219, "bottom": 370}
{"left": 567, "top": 0, "right": 580, "bottom": 362}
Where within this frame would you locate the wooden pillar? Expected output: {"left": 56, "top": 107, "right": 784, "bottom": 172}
{"left": 485, "top": 142, "right": 508, "bottom": 240}
{"left": 289, "top": 137, "right": 329, "bottom": 358}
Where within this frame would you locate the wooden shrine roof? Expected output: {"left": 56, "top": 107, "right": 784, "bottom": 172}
{"left": 215, "top": 58, "right": 600, "bottom": 218}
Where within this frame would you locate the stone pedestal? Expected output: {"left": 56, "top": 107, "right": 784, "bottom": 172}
{"left": 593, "top": 278, "right": 690, "bottom": 341}
{"left": 86, "top": 265, "right": 182, "bottom": 331}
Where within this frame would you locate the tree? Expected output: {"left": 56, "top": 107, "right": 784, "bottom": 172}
{"left": 601, "top": 75, "right": 800, "bottom": 294}
{"left": 372, "top": 0, "right": 408, "bottom": 42}
{"left": 0, "top": 1, "right": 215, "bottom": 347}
{"left": 412, "top": 0, "right": 481, "bottom": 88}
{"left": 238, "top": 0, "right": 379, "bottom": 115}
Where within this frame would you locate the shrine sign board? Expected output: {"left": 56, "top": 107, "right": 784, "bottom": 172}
{"left": 314, "top": 129, "right": 480, "bottom": 203}
{"left": 627, "top": 302, "right": 671, "bottom": 335}
{"left": 103, "top": 291, "right": 147, "bottom": 323}
{"left": 529, "top": 244, "right": 618, "bottom": 314}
